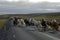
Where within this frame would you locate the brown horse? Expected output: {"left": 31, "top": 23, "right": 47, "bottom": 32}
{"left": 46, "top": 19, "right": 59, "bottom": 31}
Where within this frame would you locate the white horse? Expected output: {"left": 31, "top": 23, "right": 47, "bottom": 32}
{"left": 31, "top": 19, "right": 42, "bottom": 30}
{"left": 18, "top": 19, "right": 26, "bottom": 27}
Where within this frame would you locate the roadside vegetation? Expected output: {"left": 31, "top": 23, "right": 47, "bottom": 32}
{"left": 0, "top": 19, "right": 8, "bottom": 28}
{"left": 14, "top": 15, "right": 60, "bottom": 22}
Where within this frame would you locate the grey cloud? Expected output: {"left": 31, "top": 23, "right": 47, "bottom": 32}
{"left": 0, "top": 1, "right": 60, "bottom": 14}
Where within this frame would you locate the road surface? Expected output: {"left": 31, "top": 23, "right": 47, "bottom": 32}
{"left": 8, "top": 27, "right": 60, "bottom": 40}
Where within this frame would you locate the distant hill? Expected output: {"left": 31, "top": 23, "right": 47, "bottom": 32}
{"left": 29, "top": 12, "right": 60, "bottom": 15}
{"left": 0, "top": 12, "right": 60, "bottom": 19}
{"left": 1, "top": 12, "right": 60, "bottom": 16}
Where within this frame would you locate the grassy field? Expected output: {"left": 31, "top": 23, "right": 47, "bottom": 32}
{"left": 15, "top": 15, "right": 60, "bottom": 22}
{"left": 0, "top": 19, "right": 8, "bottom": 28}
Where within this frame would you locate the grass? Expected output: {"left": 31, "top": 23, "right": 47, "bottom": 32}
{"left": 0, "top": 19, "right": 8, "bottom": 32}
{"left": 0, "top": 19, "right": 8, "bottom": 28}
{"left": 16, "top": 15, "right": 60, "bottom": 22}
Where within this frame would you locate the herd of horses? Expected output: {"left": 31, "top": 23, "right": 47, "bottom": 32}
{"left": 10, "top": 17, "right": 60, "bottom": 32}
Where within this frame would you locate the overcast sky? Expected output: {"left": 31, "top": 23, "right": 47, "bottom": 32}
{"left": 0, "top": 0, "right": 60, "bottom": 14}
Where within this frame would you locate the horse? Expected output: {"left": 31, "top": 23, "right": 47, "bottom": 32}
{"left": 46, "top": 19, "right": 59, "bottom": 31}
{"left": 17, "top": 18, "right": 26, "bottom": 27}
